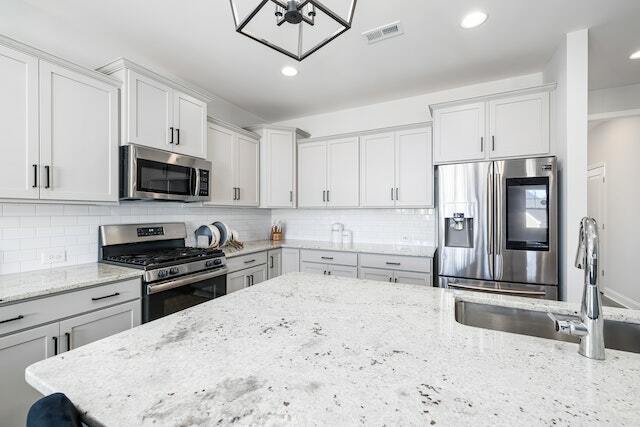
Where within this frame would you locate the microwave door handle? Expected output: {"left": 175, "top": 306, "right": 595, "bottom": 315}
{"left": 192, "top": 169, "right": 200, "bottom": 197}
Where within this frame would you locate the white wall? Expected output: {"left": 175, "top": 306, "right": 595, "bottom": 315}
{"left": 0, "top": 203, "right": 270, "bottom": 275}
{"left": 272, "top": 209, "right": 436, "bottom": 246}
{"left": 275, "top": 74, "right": 544, "bottom": 138}
{"left": 588, "top": 116, "right": 640, "bottom": 308}
{"left": 543, "top": 29, "right": 590, "bottom": 303}
{"left": 589, "top": 83, "right": 640, "bottom": 116}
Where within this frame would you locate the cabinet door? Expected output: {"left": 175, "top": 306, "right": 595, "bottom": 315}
{"left": 206, "top": 124, "right": 236, "bottom": 206}
{"left": 433, "top": 102, "right": 486, "bottom": 163}
{"left": 300, "top": 262, "right": 327, "bottom": 276}
{"left": 125, "top": 69, "right": 173, "bottom": 150}
{"left": 489, "top": 92, "right": 550, "bottom": 159}
{"left": 395, "top": 128, "right": 433, "bottom": 207}
{"left": 358, "top": 267, "right": 393, "bottom": 283}
{"left": 282, "top": 248, "right": 300, "bottom": 274}
{"left": 39, "top": 61, "right": 119, "bottom": 202}
{"left": 246, "top": 264, "right": 268, "bottom": 286}
{"left": 227, "top": 270, "right": 248, "bottom": 294}
{"left": 264, "top": 129, "right": 295, "bottom": 207}
{"left": 172, "top": 90, "right": 207, "bottom": 158}
{"left": 0, "top": 323, "right": 59, "bottom": 427}
{"left": 360, "top": 132, "right": 396, "bottom": 207}
{"left": 235, "top": 134, "right": 260, "bottom": 207}
{"left": 298, "top": 141, "right": 327, "bottom": 208}
{"left": 268, "top": 249, "right": 282, "bottom": 279}
{"left": 59, "top": 301, "right": 141, "bottom": 351}
{"left": 327, "top": 265, "right": 357, "bottom": 278}
{"left": 0, "top": 45, "right": 39, "bottom": 200}
{"left": 394, "top": 271, "right": 431, "bottom": 286}
{"left": 327, "top": 137, "right": 359, "bottom": 208}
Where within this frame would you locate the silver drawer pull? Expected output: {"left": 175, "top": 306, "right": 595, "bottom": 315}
{"left": 386, "top": 262, "right": 401, "bottom": 266}
{"left": 244, "top": 259, "right": 256, "bottom": 264}
{"left": 91, "top": 292, "right": 120, "bottom": 302}
{"left": 0, "top": 314, "right": 24, "bottom": 325}
{"left": 321, "top": 256, "right": 334, "bottom": 260}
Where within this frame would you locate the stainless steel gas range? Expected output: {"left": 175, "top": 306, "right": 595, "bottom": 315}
{"left": 99, "top": 223, "right": 227, "bottom": 323}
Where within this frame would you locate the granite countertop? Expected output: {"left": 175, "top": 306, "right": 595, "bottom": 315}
{"left": 0, "top": 263, "right": 142, "bottom": 305}
{"left": 224, "top": 239, "right": 437, "bottom": 259}
{"left": 26, "top": 273, "right": 640, "bottom": 426}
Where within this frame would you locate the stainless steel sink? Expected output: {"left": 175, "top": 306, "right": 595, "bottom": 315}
{"left": 455, "top": 300, "right": 640, "bottom": 354}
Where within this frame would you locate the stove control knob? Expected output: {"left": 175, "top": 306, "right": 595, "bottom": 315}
{"left": 205, "top": 260, "right": 215, "bottom": 268}
{"left": 169, "top": 267, "right": 180, "bottom": 275}
{"left": 213, "top": 259, "right": 222, "bottom": 265}
{"left": 158, "top": 270, "right": 169, "bottom": 279}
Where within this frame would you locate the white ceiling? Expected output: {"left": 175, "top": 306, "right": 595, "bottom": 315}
{"left": 2, "top": 0, "right": 640, "bottom": 122}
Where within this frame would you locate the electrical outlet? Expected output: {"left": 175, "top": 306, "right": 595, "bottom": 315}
{"left": 41, "top": 249, "right": 66, "bottom": 265}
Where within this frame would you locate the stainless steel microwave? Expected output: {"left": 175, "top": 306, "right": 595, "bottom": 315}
{"left": 120, "top": 144, "right": 211, "bottom": 202}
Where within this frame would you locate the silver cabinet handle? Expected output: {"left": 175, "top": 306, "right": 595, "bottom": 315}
{"left": 0, "top": 314, "right": 24, "bottom": 325}
{"left": 53, "top": 336, "right": 58, "bottom": 355}
{"left": 385, "top": 262, "right": 401, "bottom": 266}
{"left": 388, "top": 277, "right": 392, "bottom": 282}
{"left": 323, "top": 270, "right": 327, "bottom": 275}
{"left": 244, "top": 259, "right": 256, "bottom": 264}
{"left": 323, "top": 190, "right": 326, "bottom": 202}
{"left": 91, "top": 292, "right": 120, "bottom": 302}
{"left": 270, "top": 256, "right": 274, "bottom": 269}
{"left": 394, "top": 278, "right": 398, "bottom": 283}
{"left": 65, "top": 332, "right": 71, "bottom": 351}
{"left": 169, "top": 127, "right": 174, "bottom": 144}
{"left": 44, "top": 165, "right": 51, "bottom": 189}
{"left": 290, "top": 190, "right": 293, "bottom": 203}
{"left": 176, "top": 128, "right": 180, "bottom": 145}
{"left": 237, "top": 187, "right": 240, "bottom": 200}
{"left": 480, "top": 136, "right": 484, "bottom": 152}
{"left": 32, "top": 164, "right": 38, "bottom": 188}
{"left": 327, "top": 270, "right": 331, "bottom": 275}
{"left": 327, "top": 190, "right": 330, "bottom": 202}
{"left": 233, "top": 187, "right": 237, "bottom": 200}
{"left": 391, "top": 188, "right": 394, "bottom": 201}
{"left": 395, "top": 188, "right": 398, "bottom": 201}
{"left": 492, "top": 135, "right": 495, "bottom": 151}
{"left": 321, "top": 256, "right": 333, "bottom": 260}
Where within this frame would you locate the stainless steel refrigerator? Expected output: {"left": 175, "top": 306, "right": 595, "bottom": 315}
{"left": 437, "top": 157, "right": 558, "bottom": 299}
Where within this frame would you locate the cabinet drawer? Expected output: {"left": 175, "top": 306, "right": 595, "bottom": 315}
{"left": 358, "top": 253, "right": 431, "bottom": 273}
{"left": 300, "top": 249, "right": 357, "bottom": 266}
{"left": 0, "top": 278, "right": 141, "bottom": 336}
{"left": 227, "top": 251, "right": 268, "bottom": 273}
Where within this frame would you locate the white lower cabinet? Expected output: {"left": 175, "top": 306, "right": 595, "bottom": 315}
{"left": 227, "top": 264, "right": 268, "bottom": 293}
{"left": 281, "top": 248, "right": 300, "bottom": 274}
{"left": 0, "top": 280, "right": 141, "bottom": 427}
{"left": 267, "top": 250, "right": 282, "bottom": 279}
{"left": 0, "top": 323, "right": 58, "bottom": 427}
{"left": 59, "top": 300, "right": 140, "bottom": 350}
{"left": 358, "top": 267, "right": 431, "bottom": 286}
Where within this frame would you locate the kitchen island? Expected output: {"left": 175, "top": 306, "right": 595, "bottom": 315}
{"left": 26, "top": 273, "right": 640, "bottom": 426}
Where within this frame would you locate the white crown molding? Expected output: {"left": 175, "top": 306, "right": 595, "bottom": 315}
{"left": 245, "top": 125, "right": 311, "bottom": 140}
{"left": 297, "top": 121, "right": 432, "bottom": 144}
{"left": 98, "top": 58, "right": 214, "bottom": 103}
{"left": 588, "top": 108, "right": 640, "bottom": 122}
{"left": 207, "top": 116, "right": 261, "bottom": 140}
{"left": 0, "top": 34, "right": 121, "bottom": 87}
{"left": 428, "top": 83, "right": 557, "bottom": 116}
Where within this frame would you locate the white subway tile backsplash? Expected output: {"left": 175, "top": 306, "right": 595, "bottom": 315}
{"left": 2, "top": 203, "right": 36, "bottom": 216}
{"left": 51, "top": 216, "right": 78, "bottom": 226}
{"left": 63, "top": 205, "right": 90, "bottom": 216}
{"left": 35, "top": 204, "right": 64, "bottom": 216}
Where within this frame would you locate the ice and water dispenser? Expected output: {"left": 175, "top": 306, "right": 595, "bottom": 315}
{"left": 443, "top": 203, "right": 474, "bottom": 248}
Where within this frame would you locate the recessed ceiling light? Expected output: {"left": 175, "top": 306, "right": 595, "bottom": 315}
{"left": 461, "top": 11, "right": 488, "bottom": 29}
{"left": 281, "top": 66, "right": 298, "bottom": 77}
{"left": 630, "top": 50, "right": 640, "bottom": 60}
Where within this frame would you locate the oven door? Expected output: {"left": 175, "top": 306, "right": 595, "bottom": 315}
{"left": 121, "top": 144, "right": 211, "bottom": 202}
{"left": 143, "top": 268, "right": 227, "bottom": 323}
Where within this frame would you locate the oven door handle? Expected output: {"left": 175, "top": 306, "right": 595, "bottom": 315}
{"left": 147, "top": 268, "right": 228, "bottom": 295}
{"left": 447, "top": 283, "right": 546, "bottom": 297}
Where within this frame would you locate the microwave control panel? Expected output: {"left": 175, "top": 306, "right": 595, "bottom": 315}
{"left": 199, "top": 170, "right": 209, "bottom": 197}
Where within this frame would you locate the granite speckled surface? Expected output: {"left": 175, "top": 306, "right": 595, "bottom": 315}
{"left": 26, "top": 273, "right": 640, "bottom": 426}
{"left": 224, "top": 239, "right": 437, "bottom": 259}
{"left": 0, "top": 263, "right": 142, "bottom": 305}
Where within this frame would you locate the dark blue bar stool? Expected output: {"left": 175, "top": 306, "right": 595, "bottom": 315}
{"left": 26, "top": 393, "right": 81, "bottom": 427}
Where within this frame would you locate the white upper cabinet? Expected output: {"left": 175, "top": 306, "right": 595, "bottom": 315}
{"left": 100, "top": 59, "right": 210, "bottom": 159}
{"left": 172, "top": 90, "right": 207, "bottom": 157}
{"left": 234, "top": 134, "right": 259, "bottom": 207}
{"left": 250, "top": 126, "right": 302, "bottom": 208}
{"left": 298, "top": 141, "right": 327, "bottom": 208}
{"left": 0, "top": 38, "right": 120, "bottom": 203}
{"left": 431, "top": 85, "right": 553, "bottom": 164}
{"left": 488, "top": 92, "right": 549, "bottom": 158}
{"left": 327, "top": 137, "right": 359, "bottom": 208}
{"left": 360, "top": 128, "right": 433, "bottom": 208}
{"left": 206, "top": 122, "right": 259, "bottom": 207}
{"left": 39, "top": 60, "right": 119, "bottom": 202}
{"left": 395, "top": 127, "right": 433, "bottom": 207}
{"left": 126, "top": 70, "right": 173, "bottom": 150}
{"left": 360, "top": 132, "right": 396, "bottom": 207}
{"left": 0, "top": 45, "right": 39, "bottom": 200}
{"left": 298, "top": 137, "right": 359, "bottom": 208}
{"left": 433, "top": 102, "right": 486, "bottom": 164}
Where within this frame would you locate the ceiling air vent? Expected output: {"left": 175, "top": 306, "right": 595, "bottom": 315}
{"left": 362, "top": 21, "right": 404, "bottom": 44}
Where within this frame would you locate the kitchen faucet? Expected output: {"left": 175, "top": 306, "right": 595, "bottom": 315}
{"left": 551, "top": 217, "right": 605, "bottom": 360}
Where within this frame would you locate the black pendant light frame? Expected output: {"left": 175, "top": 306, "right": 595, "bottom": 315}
{"left": 229, "top": 0, "right": 357, "bottom": 61}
